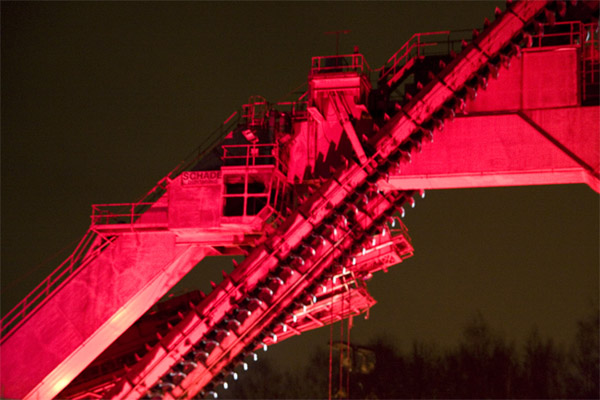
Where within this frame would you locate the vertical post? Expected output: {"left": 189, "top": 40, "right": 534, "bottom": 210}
{"left": 243, "top": 161, "right": 248, "bottom": 216}
{"left": 570, "top": 21, "right": 574, "bottom": 46}
{"left": 580, "top": 23, "right": 585, "bottom": 102}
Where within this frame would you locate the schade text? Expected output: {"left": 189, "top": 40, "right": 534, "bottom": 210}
{"left": 182, "top": 170, "right": 222, "bottom": 186}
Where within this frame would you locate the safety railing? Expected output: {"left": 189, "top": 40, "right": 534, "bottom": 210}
{"left": 91, "top": 202, "right": 165, "bottom": 226}
{"left": 1, "top": 230, "right": 113, "bottom": 340}
{"left": 530, "top": 20, "right": 583, "bottom": 48}
{"left": 275, "top": 98, "right": 309, "bottom": 121}
{"left": 310, "top": 53, "right": 368, "bottom": 76}
{"left": 379, "top": 30, "right": 475, "bottom": 87}
{"left": 222, "top": 143, "right": 279, "bottom": 168}
{"left": 389, "top": 215, "right": 411, "bottom": 240}
{"left": 242, "top": 96, "right": 269, "bottom": 128}
{"left": 379, "top": 31, "right": 452, "bottom": 84}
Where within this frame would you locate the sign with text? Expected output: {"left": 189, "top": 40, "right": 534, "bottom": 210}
{"left": 181, "top": 170, "right": 222, "bottom": 186}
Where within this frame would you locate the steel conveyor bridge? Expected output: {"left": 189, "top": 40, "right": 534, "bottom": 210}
{"left": 1, "top": 1, "right": 598, "bottom": 399}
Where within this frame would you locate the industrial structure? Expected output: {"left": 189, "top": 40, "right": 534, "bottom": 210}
{"left": 1, "top": 1, "right": 598, "bottom": 399}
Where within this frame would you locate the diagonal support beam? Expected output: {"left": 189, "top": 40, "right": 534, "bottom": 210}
{"left": 330, "top": 92, "right": 368, "bottom": 165}
{"left": 517, "top": 110, "right": 600, "bottom": 181}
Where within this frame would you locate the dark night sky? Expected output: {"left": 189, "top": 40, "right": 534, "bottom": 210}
{"left": 2, "top": 1, "right": 598, "bottom": 371}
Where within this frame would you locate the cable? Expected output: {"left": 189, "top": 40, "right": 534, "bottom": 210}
{"left": 339, "top": 288, "right": 344, "bottom": 398}
{"left": 328, "top": 281, "right": 335, "bottom": 400}
{"left": 346, "top": 293, "right": 352, "bottom": 398}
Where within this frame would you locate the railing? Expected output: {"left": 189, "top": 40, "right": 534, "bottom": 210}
{"left": 379, "top": 31, "right": 451, "bottom": 84}
{"left": 530, "top": 20, "right": 583, "bottom": 47}
{"left": 1, "top": 230, "right": 114, "bottom": 340}
{"left": 222, "top": 143, "right": 279, "bottom": 167}
{"left": 310, "top": 53, "right": 368, "bottom": 76}
{"left": 91, "top": 202, "right": 164, "bottom": 226}
{"left": 389, "top": 215, "right": 411, "bottom": 240}
{"left": 275, "top": 98, "right": 309, "bottom": 121}
{"left": 379, "top": 30, "right": 477, "bottom": 86}
{"left": 242, "top": 96, "right": 268, "bottom": 128}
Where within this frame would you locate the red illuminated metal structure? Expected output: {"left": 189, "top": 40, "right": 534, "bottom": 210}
{"left": 1, "top": 1, "right": 598, "bottom": 399}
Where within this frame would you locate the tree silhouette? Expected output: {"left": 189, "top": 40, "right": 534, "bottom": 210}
{"left": 220, "top": 309, "right": 598, "bottom": 399}
{"left": 521, "top": 327, "right": 566, "bottom": 398}
{"left": 566, "top": 306, "right": 599, "bottom": 399}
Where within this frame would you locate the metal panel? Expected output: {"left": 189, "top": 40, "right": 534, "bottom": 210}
{"left": 523, "top": 47, "right": 579, "bottom": 109}
{"left": 466, "top": 56, "right": 523, "bottom": 112}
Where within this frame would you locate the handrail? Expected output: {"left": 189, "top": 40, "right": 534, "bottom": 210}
{"left": 530, "top": 21, "right": 583, "bottom": 48}
{"left": 385, "top": 30, "right": 451, "bottom": 64}
{"left": 242, "top": 96, "right": 268, "bottom": 127}
{"left": 310, "top": 53, "right": 367, "bottom": 76}
{"left": 1, "top": 230, "right": 114, "bottom": 340}
{"left": 222, "top": 143, "right": 279, "bottom": 168}
{"left": 91, "top": 202, "right": 160, "bottom": 226}
{"left": 379, "top": 21, "right": 592, "bottom": 87}
{"left": 274, "top": 99, "right": 309, "bottom": 119}
{"left": 379, "top": 31, "right": 451, "bottom": 83}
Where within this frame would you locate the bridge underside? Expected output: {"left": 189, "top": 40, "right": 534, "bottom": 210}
{"left": 384, "top": 106, "right": 599, "bottom": 192}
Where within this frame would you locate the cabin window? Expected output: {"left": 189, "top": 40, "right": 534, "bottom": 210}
{"left": 223, "top": 173, "right": 270, "bottom": 217}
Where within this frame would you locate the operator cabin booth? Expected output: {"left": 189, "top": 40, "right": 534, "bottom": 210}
{"left": 167, "top": 98, "right": 289, "bottom": 242}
